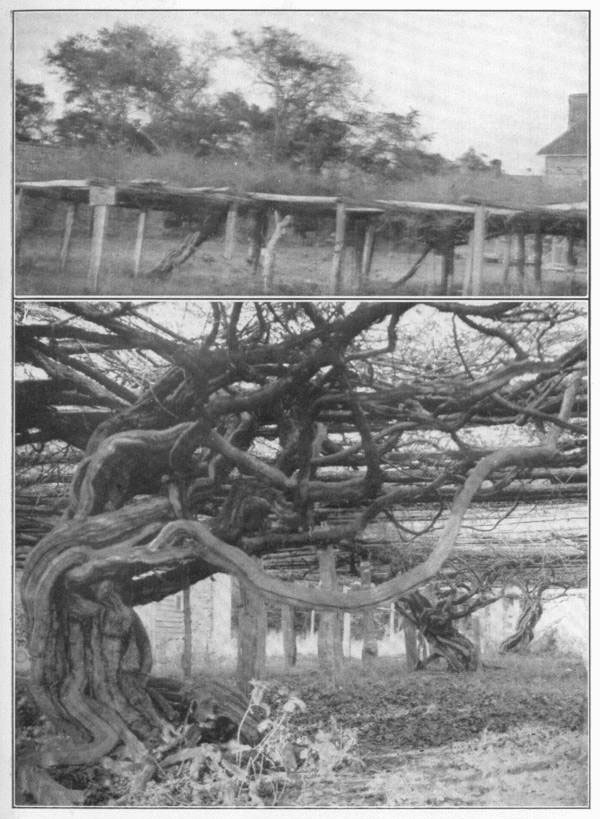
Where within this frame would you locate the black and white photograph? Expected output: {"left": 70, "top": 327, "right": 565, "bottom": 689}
{"left": 14, "top": 10, "right": 587, "bottom": 297}
{"left": 10, "top": 7, "right": 589, "bottom": 813}
{"left": 14, "top": 300, "right": 588, "bottom": 807}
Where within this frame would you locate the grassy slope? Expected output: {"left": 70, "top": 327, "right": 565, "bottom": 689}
{"left": 16, "top": 144, "right": 586, "bottom": 207}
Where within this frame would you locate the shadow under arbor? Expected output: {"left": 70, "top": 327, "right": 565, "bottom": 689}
{"left": 15, "top": 301, "right": 587, "bottom": 804}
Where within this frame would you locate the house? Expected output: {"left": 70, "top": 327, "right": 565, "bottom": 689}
{"left": 538, "top": 94, "right": 588, "bottom": 185}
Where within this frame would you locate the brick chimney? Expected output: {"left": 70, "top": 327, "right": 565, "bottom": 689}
{"left": 568, "top": 94, "right": 587, "bottom": 128}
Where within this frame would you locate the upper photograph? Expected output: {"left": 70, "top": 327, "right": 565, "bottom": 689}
{"left": 14, "top": 10, "right": 588, "bottom": 297}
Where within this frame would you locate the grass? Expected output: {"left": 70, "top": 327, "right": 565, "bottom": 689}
{"left": 17, "top": 143, "right": 586, "bottom": 206}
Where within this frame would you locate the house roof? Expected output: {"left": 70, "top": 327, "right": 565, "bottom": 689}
{"left": 538, "top": 120, "right": 587, "bottom": 156}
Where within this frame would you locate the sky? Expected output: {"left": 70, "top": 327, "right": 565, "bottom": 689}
{"left": 13, "top": 9, "right": 589, "bottom": 174}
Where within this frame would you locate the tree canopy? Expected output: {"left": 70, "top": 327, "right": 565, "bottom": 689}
{"left": 31, "top": 21, "right": 438, "bottom": 173}
{"left": 15, "top": 80, "right": 53, "bottom": 142}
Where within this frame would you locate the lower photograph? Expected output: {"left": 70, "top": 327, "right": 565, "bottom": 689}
{"left": 14, "top": 300, "right": 588, "bottom": 808}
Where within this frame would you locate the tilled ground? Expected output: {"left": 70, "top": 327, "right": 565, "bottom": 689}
{"left": 273, "top": 654, "right": 588, "bottom": 807}
{"left": 284, "top": 724, "right": 588, "bottom": 807}
{"left": 16, "top": 654, "right": 588, "bottom": 807}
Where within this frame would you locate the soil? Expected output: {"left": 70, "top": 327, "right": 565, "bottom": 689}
{"left": 286, "top": 724, "right": 587, "bottom": 807}
{"left": 15, "top": 653, "right": 588, "bottom": 807}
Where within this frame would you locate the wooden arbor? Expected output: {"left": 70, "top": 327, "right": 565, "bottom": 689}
{"left": 16, "top": 180, "right": 586, "bottom": 295}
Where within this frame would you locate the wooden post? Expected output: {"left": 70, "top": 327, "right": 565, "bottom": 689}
{"left": 247, "top": 208, "right": 267, "bottom": 275}
{"left": 87, "top": 185, "right": 116, "bottom": 293}
{"left": 471, "top": 615, "right": 481, "bottom": 665}
{"left": 470, "top": 204, "right": 486, "bottom": 295}
{"left": 343, "top": 612, "right": 352, "bottom": 657}
{"left": 58, "top": 203, "right": 76, "bottom": 275}
{"left": 389, "top": 602, "right": 395, "bottom": 638}
{"left": 360, "top": 561, "right": 378, "bottom": 663}
{"left": 440, "top": 242, "right": 455, "bottom": 295}
{"left": 15, "top": 187, "right": 24, "bottom": 260}
{"left": 532, "top": 219, "right": 543, "bottom": 293}
{"left": 181, "top": 581, "right": 192, "bottom": 681}
{"left": 515, "top": 227, "right": 526, "bottom": 294}
{"left": 310, "top": 609, "right": 316, "bottom": 636}
{"left": 237, "top": 583, "right": 267, "bottom": 690}
{"left": 360, "top": 221, "right": 377, "bottom": 289}
{"left": 403, "top": 618, "right": 418, "bottom": 671}
{"left": 281, "top": 604, "right": 297, "bottom": 668}
{"left": 317, "top": 546, "right": 343, "bottom": 677}
{"left": 566, "top": 234, "right": 577, "bottom": 294}
{"left": 501, "top": 234, "right": 512, "bottom": 292}
{"left": 461, "top": 231, "right": 474, "bottom": 296}
{"left": 224, "top": 203, "right": 238, "bottom": 260}
{"left": 550, "top": 236, "right": 563, "bottom": 269}
{"left": 132, "top": 210, "right": 147, "bottom": 278}
{"left": 351, "top": 218, "right": 366, "bottom": 293}
{"left": 330, "top": 200, "right": 346, "bottom": 294}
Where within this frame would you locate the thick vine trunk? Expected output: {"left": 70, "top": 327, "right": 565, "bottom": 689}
{"left": 499, "top": 586, "right": 544, "bottom": 653}
{"left": 145, "top": 208, "right": 228, "bottom": 280}
{"left": 401, "top": 591, "right": 479, "bottom": 672}
{"left": 18, "top": 365, "right": 579, "bottom": 803}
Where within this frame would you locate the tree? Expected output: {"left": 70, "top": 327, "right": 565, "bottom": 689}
{"left": 347, "top": 109, "right": 443, "bottom": 177}
{"left": 457, "top": 147, "right": 492, "bottom": 172}
{"left": 47, "top": 24, "right": 218, "bottom": 149}
{"left": 233, "top": 26, "right": 359, "bottom": 162}
{"left": 16, "top": 301, "right": 587, "bottom": 804}
{"left": 15, "top": 80, "right": 53, "bottom": 142}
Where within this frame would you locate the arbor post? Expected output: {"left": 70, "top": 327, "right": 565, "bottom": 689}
{"left": 403, "top": 617, "right": 418, "bottom": 670}
{"left": 440, "top": 241, "right": 455, "bottom": 295}
{"left": 360, "top": 221, "right": 377, "bottom": 289}
{"left": 461, "top": 231, "right": 473, "bottom": 296}
{"left": 470, "top": 204, "right": 486, "bottom": 295}
{"left": 281, "top": 604, "right": 297, "bottom": 668}
{"left": 360, "top": 560, "right": 378, "bottom": 664}
{"left": 330, "top": 200, "right": 346, "bottom": 294}
{"left": 501, "top": 233, "right": 512, "bottom": 292}
{"left": 87, "top": 185, "right": 116, "bottom": 293}
{"left": 471, "top": 615, "right": 482, "bottom": 665}
{"left": 224, "top": 203, "right": 238, "bottom": 260}
{"left": 15, "top": 187, "right": 24, "bottom": 261}
{"left": 515, "top": 227, "right": 526, "bottom": 294}
{"left": 237, "top": 582, "right": 267, "bottom": 690}
{"left": 317, "top": 546, "right": 343, "bottom": 677}
{"left": 247, "top": 208, "right": 268, "bottom": 275}
{"left": 58, "top": 203, "right": 76, "bottom": 275}
{"left": 132, "top": 210, "right": 147, "bottom": 278}
{"left": 566, "top": 234, "right": 577, "bottom": 294}
{"left": 343, "top": 611, "right": 352, "bottom": 657}
{"left": 550, "top": 235, "right": 563, "bottom": 269}
{"left": 533, "top": 218, "right": 543, "bottom": 293}
{"left": 181, "top": 580, "right": 192, "bottom": 681}
{"left": 352, "top": 218, "right": 366, "bottom": 293}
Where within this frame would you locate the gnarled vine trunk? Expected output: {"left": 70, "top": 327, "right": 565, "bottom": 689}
{"left": 15, "top": 301, "right": 586, "bottom": 805}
